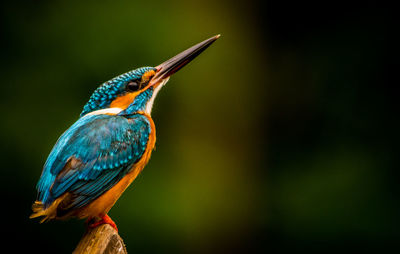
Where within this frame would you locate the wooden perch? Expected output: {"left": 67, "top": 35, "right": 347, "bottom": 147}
{"left": 73, "top": 224, "right": 127, "bottom": 254}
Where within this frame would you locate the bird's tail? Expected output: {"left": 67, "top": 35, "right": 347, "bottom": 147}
{"left": 30, "top": 193, "right": 72, "bottom": 222}
{"left": 30, "top": 201, "right": 46, "bottom": 222}
{"left": 30, "top": 200, "right": 58, "bottom": 223}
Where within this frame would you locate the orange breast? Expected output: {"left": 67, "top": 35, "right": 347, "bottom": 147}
{"left": 76, "top": 113, "right": 156, "bottom": 219}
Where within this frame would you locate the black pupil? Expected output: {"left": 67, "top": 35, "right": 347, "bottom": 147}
{"left": 127, "top": 81, "right": 139, "bottom": 91}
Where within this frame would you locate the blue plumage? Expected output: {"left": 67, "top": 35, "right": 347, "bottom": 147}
{"left": 36, "top": 113, "right": 151, "bottom": 210}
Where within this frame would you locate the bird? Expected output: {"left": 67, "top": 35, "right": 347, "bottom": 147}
{"left": 30, "top": 35, "right": 220, "bottom": 231}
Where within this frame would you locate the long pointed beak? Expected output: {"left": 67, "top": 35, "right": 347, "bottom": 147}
{"left": 149, "top": 34, "right": 220, "bottom": 86}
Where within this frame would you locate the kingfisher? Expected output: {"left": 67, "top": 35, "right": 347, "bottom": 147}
{"left": 30, "top": 35, "right": 220, "bottom": 231}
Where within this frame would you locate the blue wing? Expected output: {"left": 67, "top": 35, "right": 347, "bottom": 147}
{"left": 36, "top": 113, "right": 151, "bottom": 210}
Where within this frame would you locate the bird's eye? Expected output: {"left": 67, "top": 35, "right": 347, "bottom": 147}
{"left": 126, "top": 81, "right": 140, "bottom": 91}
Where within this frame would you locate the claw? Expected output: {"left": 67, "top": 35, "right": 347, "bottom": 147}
{"left": 87, "top": 214, "right": 118, "bottom": 232}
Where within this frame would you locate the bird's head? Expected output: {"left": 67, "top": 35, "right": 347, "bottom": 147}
{"left": 80, "top": 35, "right": 220, "bottom": 117}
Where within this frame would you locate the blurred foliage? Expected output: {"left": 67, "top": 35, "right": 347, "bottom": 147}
{"left": 0, "top": 0, "right": 396, "bottom": 253}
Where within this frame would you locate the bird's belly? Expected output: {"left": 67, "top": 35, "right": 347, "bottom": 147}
{"left": 76, "top": 165, "right": 143, "bottom": 219}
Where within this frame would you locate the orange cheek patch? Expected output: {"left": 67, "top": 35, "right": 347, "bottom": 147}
{"left": 110, "top": 91, "right": 140, "bottom": 109}
{"left": 142, "top": 70, "right": 156, "bottom": 82}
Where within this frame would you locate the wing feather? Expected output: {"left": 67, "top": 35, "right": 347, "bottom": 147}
{"left": 36, "top": 114, "right": 151, "bottom": 211}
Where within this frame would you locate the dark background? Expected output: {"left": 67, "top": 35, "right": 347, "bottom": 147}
{"left": 0, "top": 0, "right": 396, "bottom": 253}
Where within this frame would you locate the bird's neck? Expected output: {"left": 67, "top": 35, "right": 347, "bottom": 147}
{"left": 121, "top": 78, "right": 168, "bottom": 116}
{"left": 119, "top": 88, "right": 154, "bottom": 116}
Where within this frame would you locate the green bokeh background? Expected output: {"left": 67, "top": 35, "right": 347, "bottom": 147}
{"left": 0, "top": 0, "right": 396, "bottom": 253}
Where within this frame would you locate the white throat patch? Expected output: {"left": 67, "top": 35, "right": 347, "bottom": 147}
{"left": 145, "top": 78, "right": 169, "bottom": 115}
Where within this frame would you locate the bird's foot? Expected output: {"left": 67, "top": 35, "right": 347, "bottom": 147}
{"left": 87, "top": 214, "right": 118, "bottom": 232}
